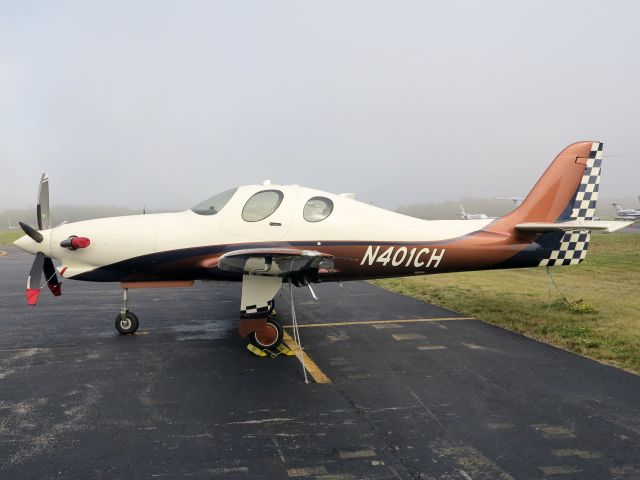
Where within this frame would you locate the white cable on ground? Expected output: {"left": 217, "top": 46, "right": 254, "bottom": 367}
{"left": 546, "top": 266, "right": 553, "bottom": 312}
{"left": 289, "top": 278, "right": 309, "bottom": 384}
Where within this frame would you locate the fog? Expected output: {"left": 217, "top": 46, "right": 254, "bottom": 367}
{"left": 1, "top": 1, "right": 638, "bottom": 211}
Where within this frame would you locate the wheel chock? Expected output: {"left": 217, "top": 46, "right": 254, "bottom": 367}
{"left": 246, "top": 344, "right": 268, "bottom": 357}
{"left": 276, "top": 343, "right": 295, "bottom": 356}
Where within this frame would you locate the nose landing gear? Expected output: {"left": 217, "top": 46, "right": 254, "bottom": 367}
{"left": 115, "top": 310, "right": 139, "bottom": 334}
{"left": 116, "top": 288, "right": 139, "bottom": 335}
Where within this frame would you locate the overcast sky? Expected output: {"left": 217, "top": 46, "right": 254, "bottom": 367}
{"left": 1, "top": 1, "right": 638, "bottom": 211}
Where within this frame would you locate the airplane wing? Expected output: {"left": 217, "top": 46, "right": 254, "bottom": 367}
{"left": 217, "top": 248, "right": 334, "bottom": 276}
{"left": 515, "top": 220, "right": 633, "bottom": 234}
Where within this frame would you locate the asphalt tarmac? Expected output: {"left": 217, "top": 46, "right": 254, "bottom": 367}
{"left": 1, "top": 246, "right": 639, "bottom": 479}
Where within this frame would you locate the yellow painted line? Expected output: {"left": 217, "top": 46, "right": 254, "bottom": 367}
{"left": 283, "top": 317, "right": 472, "bottom": 329}
{"left": 282, "top": 331, "right": 331, "bottom": 384}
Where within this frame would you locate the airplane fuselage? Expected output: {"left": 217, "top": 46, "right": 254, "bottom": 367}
{"left": 15, "top": 141, "right": 622, "bottom": 301}
{"left": 16, "top": 184, "right": 543, "bottom": 284}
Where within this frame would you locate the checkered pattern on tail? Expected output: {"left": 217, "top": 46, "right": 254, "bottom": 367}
{"left": 539, "top": 142, "right": 602, "bottom": 267}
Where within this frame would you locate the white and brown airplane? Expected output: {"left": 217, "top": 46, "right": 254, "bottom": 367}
{"left": 14, "top": 141, "right": 631, "bottom": 355}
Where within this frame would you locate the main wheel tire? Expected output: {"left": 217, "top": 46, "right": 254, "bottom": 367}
{"left": 115, "top": 311, "right": 139, "bottom": 335}
{"left": 250, "top": 319, "right": 283, "bottom": 349}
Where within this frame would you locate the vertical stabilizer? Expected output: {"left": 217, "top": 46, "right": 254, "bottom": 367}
{"left": 487, "top": 141, "right": 603, "bottom": 267}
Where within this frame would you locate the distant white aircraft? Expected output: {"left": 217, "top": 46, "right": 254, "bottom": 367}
{"left": 7, "top": 219, "right": 18, "bottom": 230}
{"left": 495, "top": 197, "right": 524, "bottom": 207}
{"left": 458, "top": 204, "right": 490, "bottom": 220}
{"left": 612, "top": 197, "right": 640, "bottom": 220}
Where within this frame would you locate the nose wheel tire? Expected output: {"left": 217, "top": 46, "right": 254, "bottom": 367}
{"left": 250, "top": 319, "right": 284, "bottom": 350}
{"left": 115, "top": 311, "right": 139, "bottom": 335}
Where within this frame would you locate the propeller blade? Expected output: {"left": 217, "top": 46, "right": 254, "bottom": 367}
{"left": 37, "top": 173, "right": 50, "bottom": 230}
{"left": 18, "top": 221, "right": 43, "bottom": 243}
{"left": 27, "top": 252, "right": 45, "bottom": 306}
{"left": 43, "top": 257, "right": 62, "bottom": 296}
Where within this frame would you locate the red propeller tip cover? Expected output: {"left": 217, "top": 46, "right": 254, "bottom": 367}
{"left": 26, "top": 288, "right": 40, "bottom": 306}
{"left": 48, "top": 283, "right": 62, "bottom": 296}
{"left": 70, "top": 237, "right": 91, "bottom": 249}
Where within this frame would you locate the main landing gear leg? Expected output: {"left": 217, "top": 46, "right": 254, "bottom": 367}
{"left": 238, "top": 274, "right": 295, "bottom": 357}
{"left": 115, "top": 287, "right": 139, "bottom": 335}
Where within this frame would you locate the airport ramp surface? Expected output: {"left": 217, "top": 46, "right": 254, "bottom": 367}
{"left": 1, "top": 246, "right": 639, "bottom": 479}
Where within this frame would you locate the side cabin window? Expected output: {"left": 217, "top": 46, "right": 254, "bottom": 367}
{"left": 191, "top": 188, "right": 237, "bottom": 216}
{"left": 304, "top": 196, "right": 333, "bottom": 222}
{"left": 242, "top": 190, "right": 284, "bottom": 222}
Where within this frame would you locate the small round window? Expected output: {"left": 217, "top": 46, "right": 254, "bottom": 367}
{"left": 242, "top": 190, "right": 284, "bottom": 222}
{"left": 303, "top": 196, "right": 334, "bottom": 222}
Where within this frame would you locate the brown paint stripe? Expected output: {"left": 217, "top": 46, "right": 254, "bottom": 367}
{"left": 284, "top": 317, "right": 472, "bottom": 329}
{"left": 282, "top": 331, "right": 331, "bottom": 384}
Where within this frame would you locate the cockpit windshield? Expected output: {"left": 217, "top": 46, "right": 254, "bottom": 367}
{"left": 191, "top": 188, "right": 237, "bottom": 216}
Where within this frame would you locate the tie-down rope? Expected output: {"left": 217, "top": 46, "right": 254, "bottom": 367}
{"left": 545, "top": 266, "right": 571, "bottom": 312}
{"left": 288, "top": 278, "right": 309, "bottom": 384}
